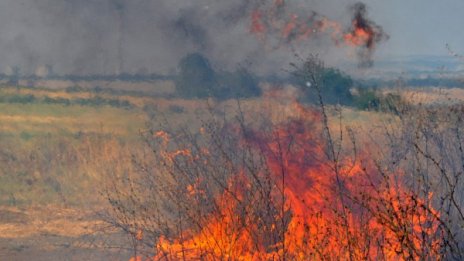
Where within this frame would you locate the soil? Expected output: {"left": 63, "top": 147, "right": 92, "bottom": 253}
{"left": 0, "top": 206, "right": 131, "bottom": 260}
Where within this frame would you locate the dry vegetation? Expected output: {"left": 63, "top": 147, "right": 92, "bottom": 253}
{"left": 102, "top": 55, "right": 464, "bottom": 260}
{"left": 389, "top": 87, "right": 464, "bottom": 105}
{"left": 2, "top": 75, "right": 464, "bottom": 259}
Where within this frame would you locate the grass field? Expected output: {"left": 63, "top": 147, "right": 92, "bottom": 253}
{"left": 0, "top": 82, "right": 436, "bottom": 206}
{"left": 0, "top": 88, "right": 147, "bottom": 206}
{"left": 0, "top": 82, "right": 461, "bottom": 259}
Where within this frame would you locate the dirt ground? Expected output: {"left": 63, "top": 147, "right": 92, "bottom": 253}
{"left": 0, "top": 206, "right": 130, "bottom": 260}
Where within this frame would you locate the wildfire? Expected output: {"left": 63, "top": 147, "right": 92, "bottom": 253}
{"left": 250, "top": 10, "right": 266, "bottom": 38}
{"left": 248, "top": 1, "right": 388, "bottom": 67}
{"left": 343, "top": 3, "right": 377, "bottom": 49}
{"left": 344, "top": 27, "right": 372, "bottom": 47}
{"left": 249, "top": 2, "right": 341, "bottom": 46}
{"left": 140, "top": 104, "right": 442, "bottom": 260}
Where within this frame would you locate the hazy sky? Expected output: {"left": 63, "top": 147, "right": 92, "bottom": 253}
{"left": 364, "top": 0, "right": 464, "bottom": 58}
{"left": 0, "top": 0, "right": 461, "bottom": 75}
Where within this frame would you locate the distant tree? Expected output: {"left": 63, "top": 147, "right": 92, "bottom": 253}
{"left": 320, "top": 68, "right": 354, "bottom": 105}
{"left": 215, "top": 68, "right": 261, "bottom": 100}
{"left": 175, "top": 53, "right": 216, "bottom": 98}
{"left": 35, "top": 64, "right": 53, "bottom": 78}
{"left": 292, "top": 64, "right": 354, "bottom": 106}
{"left": 6, "top": 66, "right": 20, "bottom": 86}
{"left": 352, "top": 88, "right": 379, "bottom": 110}
{"left": 352, "top": 88, "right": 404, "bottom": 114}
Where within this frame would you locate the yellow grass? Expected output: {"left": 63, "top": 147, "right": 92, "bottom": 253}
{"left": 0, "top": 206, "right": 102, "bottom": 238}
{"left": 0, "top": 84, "right": 442, "bottom": 259}
{"left": 389, "top": 87, "right": 464, "bottom": 105}
{"left": 0, "top": 104, "right": 146, "bottom": 137}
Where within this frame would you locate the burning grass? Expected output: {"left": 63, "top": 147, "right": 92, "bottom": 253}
{"left": 106, "top": 100, "right": 454, "bottom": 260}
{"left": 2, "top": 82, "right": 464, "bottom": 259}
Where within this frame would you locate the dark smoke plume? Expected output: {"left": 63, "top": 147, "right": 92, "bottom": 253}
{"left": 344, "top": 2, "right": 389, "bottom": 67}
{"left": 0, "top": 0, "right": 388, "bottom": 76}
{"left": 249, "top": 1, "right": 389, "bottom": 68}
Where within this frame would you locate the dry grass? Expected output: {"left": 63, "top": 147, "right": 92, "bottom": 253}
{"left": 0, "top": 104, "right": 146, "bottom": 137}
{"left": 17, "top": 79, "right": 176, "bottom": 96}
{"left": 0, "top": 206, "right": 101, "bottom": 239}
{"left": 390, "top": 87, "right": 464, "bottom": 105}
{"left": 0, "top": 83, "right": 456, "bottom": 259}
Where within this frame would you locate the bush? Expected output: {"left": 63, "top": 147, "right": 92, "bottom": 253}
{"left": 43, "top": 96, "right": 71, "bottom": 106}
{"left": 19, "top": 131, "right": 32, "bottom": 141}
{"left": 4, "top": 94, "right": 36, "bottom": 104}
{"left": 292, "top": 63, "right": 354, "bottom": 106}
{"left": 215, "top": 68, "right": 261, "bottom": 100}
{"left": 107, "top": 99, "right": 133, "bottom": 109}
{"left": 74, "top": 96, "right": 134, "bottom": 109}
{"left": 353, "top": 88, "right": 403, "bottom": 113}
{"left": 75, "top": 96, "right": 106, "bottom": 107}
{"left": 65, "top": 85, "right": 85, "bottom": 93}
{"left": 353, "top": 88, "right": 379, "bottom": 110}
{"left": 92, "top": 86, "right": 103, "bottom": 94}
{"left": 168, "top": 104, "right": 185, "bottom": 114}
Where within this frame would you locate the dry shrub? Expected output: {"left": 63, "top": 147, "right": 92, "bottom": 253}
{"left": 104, "top": 56, "right": 464, "bottom": 260}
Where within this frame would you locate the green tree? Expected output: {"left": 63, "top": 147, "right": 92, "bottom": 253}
{"left": 353, "top": 88, "right": 379, "bottom": 110}
{"left": 7, "top": 66, "right": 20, "bottom": 86}
{"left": 293, "top": 64, "right": 354, "bottom": 106}
{"left": 215, "top": 68, "right": 261, "bottom": 100}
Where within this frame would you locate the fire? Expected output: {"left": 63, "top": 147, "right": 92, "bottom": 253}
{"left": 156, "top": 181, "right": 274, "bottom": 260}
{"left": 248, "top": 1, "right": 388, "bottom": 67}
{"left": 281, "top": 14, "right": 298, "bottom": 40}
{"left": 250, "top": 10, "right": 266, "bottom": 38}
{"left": 141, "top": 104, "right": 442, "bottom": 260}
{"left": 248, "top": 1, "right": 343, "bottom": 47}
{"left": 343, "top": 3, "right": 378, "bottom": 49}
{"left": 343, "top": 27, "right": 373, "bottom": 48}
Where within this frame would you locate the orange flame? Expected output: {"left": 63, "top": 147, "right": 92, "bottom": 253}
{"left": 248, "top": 1, "right": 387, "bottom": 66}
{"left": 249, "top": 2, "right": 343, "bottom": 48}
{"left": 250, "top": 10, "right": 266, "bottom": 39}
{"left": 344, "top": 27, "right": 372, "bottom": 47}
{"left": 143, "top": 105, "right": 442, "bottom": 260}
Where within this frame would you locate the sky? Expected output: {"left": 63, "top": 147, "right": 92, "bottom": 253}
{"left": 364, "top": 0, "right": 464, "bottom": 58}
{"left": 0, "top": 0, "right": 461, "bottom": 75}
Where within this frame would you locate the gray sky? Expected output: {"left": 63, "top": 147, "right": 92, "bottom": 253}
{"left": 0, "top": 0, "right": 461, "bottom": 75}
{"left": 365, "top": 0, "right": 464, "bottom": 58}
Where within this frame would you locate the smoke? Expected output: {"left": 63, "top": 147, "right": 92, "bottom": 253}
{"left": 0, "top": 0, "right": 388, "bottom": 75}
{"left": 344, "top": 2, "right": 389, "bottom": 67}
{"left": 249, "top": 1, "right": 388, "bottom": 68}
{"left": 249, "top": 1, "right": 342, "bottom": 48}
{"left": 112, "top": 0, "right": 125, "bottom": 74}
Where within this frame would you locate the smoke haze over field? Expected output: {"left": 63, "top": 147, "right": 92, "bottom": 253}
{"left": 0, "top": 0, "right": 461, "bottom": 75}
